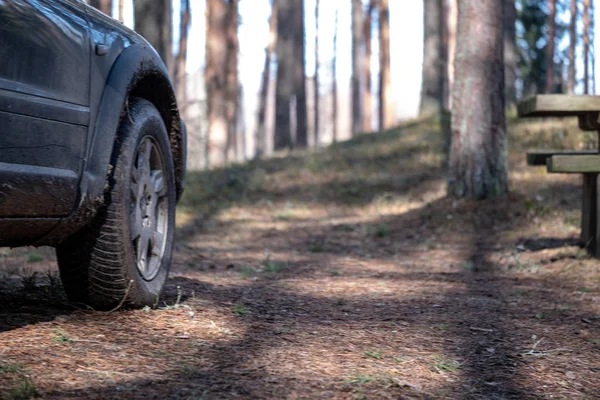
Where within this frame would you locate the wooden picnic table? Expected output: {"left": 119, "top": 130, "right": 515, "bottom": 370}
{"left": 519, "top": 95, "right": 600, "bottom": 257}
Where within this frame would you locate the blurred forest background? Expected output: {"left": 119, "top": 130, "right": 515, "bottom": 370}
{"left": 87, "top": 0, "right": 599, "bottom": 170}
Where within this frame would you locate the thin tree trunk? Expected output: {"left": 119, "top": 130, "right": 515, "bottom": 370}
{"left": 351, "top": 0, "right": 363, "bottom": 135}
{"left": 332, "top": 9, "right": 339, "bottom": 143}
{"left": 363, "top": 1, "right": 375, "bottom": 132}
{"left": 205, "top": 0, "right": 228, "bottom": 167}
{"left": 568, "top": 0, "right": 577, "bottom": 94}
{"left": 314, "top": 0, "right": 320, "bottom": 146}
{"left": 274, "top": 0, "right": 294, "bottom": 150}
{"left": 118, "top": 0, "right": 124, "bottom": 22}
{"left": 225, "top": 0, "right": 240, "bottom": 162}
{"left": 420, "top": 0, "right": 447, "bottom": 115}
{"left": 449, "top": 0, "right": 507, "bottom": 199}
{"left": 546, "top": 0, "right": 557, "bottom": 93}
{"left": 592, "top": 0, "right": 596, "bottom": 93}
{"left": 504, "top": 0, "right": 518, "bottom": 106}
{"left": 447, "top": 0, "right": 458, "bottom": 109}
{"left": 134, "top": 0, "right": 173, "bottom": 75}
{"left": 378, "top": 0, "right": 393, "bottom": 130}
{"left": 89, "top": 0, "right": 112, "bottom": 15}
{"left": 256, "top": 0, "right": 278, "bottom": 158}
{"left": 584, "top": 0, "right": 591, "bottom": 94}
{"left": 174, "top": 0, "right": 191, "bottom": 111}
{"left": 293, "top": 0, "right": 308, "bottom": 148}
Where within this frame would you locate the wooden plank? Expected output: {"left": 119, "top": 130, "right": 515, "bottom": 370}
{"left": 547, "top": 155, "right": 600, "bottom": 173}
{"left": 527, "top": 150, "right": 598, "bottom": 166}
{"left": 581, "top": 173, "right": 598, "bottom": 252}
{"left": 518, "top": 94, "right": 600, "bottom": 117}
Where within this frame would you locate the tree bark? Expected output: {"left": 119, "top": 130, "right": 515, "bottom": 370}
{"left": 504, "top": 0, "right": 518, "bottom": 106}
{"left": 447, "top": 0, "right": 458, "bottom": 109}
{"left": 134, "top": 0, "right": 173, "bottom": 75}
{"left": 314, "top": 0, "right": 320, "bottom": 146}
{"left": 293, "top": 0, "right": 308, "bottom": 148}
{"left": 332, "top": 9, "right": 339, "bottom": 143}
{"left": 378, "top": 0, "right": 393, "bottom": 130}
{"left": 174, "top": 0, "right": 191, "bottom": 111}
{"left": 118, "top": 0, "right": 124, "bottom": 22}
{"left": 584, "top": 0, "right": 591, "bottom": 94}
{"left": 546, "top": 0, "right": 557, "bottom": 93}
{"left": 592, "top": 0, "right": 596, "bottom": 94}
{"left": 568, "top": 0, "right": 577, "bottom": 94}
{"left": 89, "top": 0, "right": 112, "bottom": 15}
{"left": 205, "top": 0, "right": 228, "bottom": 167}
{"left": 448, "top": 0, "right": 508, "bottom": 199}
{"left": 225, "top": 0, "right": 240, "bottom": 162}
{"left": 274, "top": 0, "right": 294, "bottom": 150}
{"left": 351, "top": 0, "right": 363, "bottom": 135}
{"left": 363, "top": 1, "right": 375, "bottom": 132}
{"left": 256, "top": 0, "right": 278, "bottom": 158}
{"left": 420, "top": 0, "right": 447, "bottom": 115}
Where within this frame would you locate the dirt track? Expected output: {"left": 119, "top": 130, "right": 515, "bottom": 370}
{"left": 1, "top": 119, "right": 600, "bottom": 399}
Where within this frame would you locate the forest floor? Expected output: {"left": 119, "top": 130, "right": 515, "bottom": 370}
{"left": 1, "top": 116, "right": 600, "bottom": 399}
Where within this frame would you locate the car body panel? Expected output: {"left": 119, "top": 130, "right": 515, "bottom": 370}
{"left": 0, "top": 0, "right": 186, "bottom": 247}
{"left": 0, "top": 0, "right": 91, "bottom": 220}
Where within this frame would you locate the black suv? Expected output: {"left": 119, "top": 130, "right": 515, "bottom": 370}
{"left": 0, "top": 1, "right": 187, "bottom": 309}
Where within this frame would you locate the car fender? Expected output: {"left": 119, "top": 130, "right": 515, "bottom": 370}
{"left": 33, "top": 43, "right": 185, "bottom": 246}
{"left": 82, "top": 43, "right": 183, "bottom": 203}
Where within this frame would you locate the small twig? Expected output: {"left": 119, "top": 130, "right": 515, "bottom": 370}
{"left": 107, "top": 280, "right": 134, "bottom": 313}
{"left": 469, "top": 326, "right": 495, "bottom": 333}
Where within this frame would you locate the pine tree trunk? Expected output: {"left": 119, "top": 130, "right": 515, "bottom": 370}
{"left": 351, "top": 0, "right": 363, "bottom": 135}
{"left": 447, "top": 0, "right": 458, "bottom": 109}
{"left": 293, "top": 0, "right": 308, "bottom": 148}
{"left": 332, "top": 10, "right": 339, "bottom": 143}
{"left": 378, "top": 0, "right": 393, "bottom": 130}
{"left": 225, "top": 0, "right": 240, "bottom": 162}
{"left": 584, "top": 0, "right": 591, "bottom": 94}
{"left": 568, "top": 0, "right": 577, "bottom": 94}
{"left": 256, "top": 0, "right": 278, "bottom": 158}
{"left": 89, "top": 0, "right": 112, "bottom": 15}
{"left": 546, "top": 0, "right": 557, "bottom": 93}
{"left": 449, "top": 0, "right": 508, "bottom": 199}
{"left": 504, "top": 0, "right": 518, "bottom": 106}
{"left": 314, "top": 0, "right": 320, "bottom": 146}
{"left": 363, "top": 1, "right": 375, "bottom": 132}
{"left": 134, "top": 0, "right": 173, "bottom": 75}
{"left": 420, "top": 0, "right": 447, "bottom": 116}
{"left": 205, "top": 0, "right": 228, "bottom": 167}
{"left": 174, "top": 0, "right": 191, "bottom": 111}
{"left": 274, "top": 0, "right": 294, "bottom": 150}
{"left": 592, "top": 0, "right": 596, "bottom": 93}
{"left": 118, "top": 0, "right": 124, "bottom": 22}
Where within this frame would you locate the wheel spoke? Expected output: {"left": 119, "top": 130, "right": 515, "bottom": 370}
{"left": 150, "top": 170, "right": 167, "bottom": 197}
{"left": 130, "top": 210, "right": 142, "bottom": 240}
{"left": 151, "top": 231, "right": 164, "bottom": 256}
{"left": 137, "top": 231, "right": 150, "bottom": 269}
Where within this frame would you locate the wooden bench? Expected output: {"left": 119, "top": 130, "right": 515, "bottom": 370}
{"left": 519, "top": 95, "right": 600, "bottom": 256}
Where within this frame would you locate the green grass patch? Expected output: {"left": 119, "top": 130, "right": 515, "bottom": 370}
{"left": 434, "top": 358, "right": 460, "bottom": 373}
{"left": 232, "top": 304, "right": 250, "bottom": 317}
{"left": 25, "top": 252, "right": 43, "bottom": 263}
{"left": 239, "top": 265, "right": 256, "bottom": 280}
{"left": 364, "top": 351, "right": 382, "bottom": 360}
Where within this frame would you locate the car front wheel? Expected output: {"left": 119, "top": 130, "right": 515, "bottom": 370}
{"left": 56, "top": 97, "right": 176, "bottom": 309}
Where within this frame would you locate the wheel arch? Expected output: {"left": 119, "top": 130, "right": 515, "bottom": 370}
{"left": 33, "top": 44, "right": 186, "bottom": 246}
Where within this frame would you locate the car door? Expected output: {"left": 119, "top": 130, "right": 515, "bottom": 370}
{"left": 0, "top": 0, "right": 91, "bottom": 218}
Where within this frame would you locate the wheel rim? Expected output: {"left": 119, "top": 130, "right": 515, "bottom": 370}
{"left": 129, "top": 136, "right": 169, "bottom": 281}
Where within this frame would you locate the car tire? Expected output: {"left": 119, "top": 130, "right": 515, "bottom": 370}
{"left": 56, "top": 97, "right": 176, "bottom": 310}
